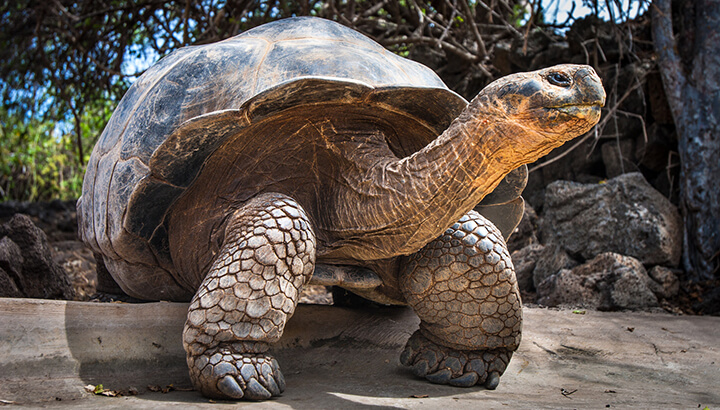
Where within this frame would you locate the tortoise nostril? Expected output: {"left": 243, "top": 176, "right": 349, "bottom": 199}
{"left": 547, "top": 72, "right": 572, "bottom": 88}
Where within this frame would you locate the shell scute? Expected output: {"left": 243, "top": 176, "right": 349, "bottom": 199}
{"left": 123, "top": 179, "right": 185, "bottom": 241}
{"left": 149, "top": 110, "right": 247, "bottom": 187}
{"left": 107, "top": 157, "right": 150, "bottom": 249}
{"left": 117, "top": 41, "right": 267, "bottom": 165}
{"left": 255, "top": 40, "right": 428, "bottom": 93}
{"left": 241, "top": 16, "right": 374, "bottom": 46}
{"left": 92, "top": 149, "right": 122, "bottom": 260}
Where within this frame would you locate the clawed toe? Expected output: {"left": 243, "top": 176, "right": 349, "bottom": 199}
{"left": 484, "top": 371, "right": 500, "bottom": 390}
{"left": 448, "top": 371, "right": 479, "bottom": 387}
{"left": 401, "top": 330, "right": 512, "bottom": 389}
{"left": 244, "top": 378, "right": 272, "bottom": 400}
{"left": 426, "top": 368, "right": 453, "bottom": 383}
{"left": 188, "top": 348, "right": 285, "bottom": 400}
{"left": 217, "top": 375, "right": 245, "bottom": 399}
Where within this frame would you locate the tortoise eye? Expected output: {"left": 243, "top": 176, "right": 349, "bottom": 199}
{"left": 547, "top": 72, "right": 572, "bottom": 87}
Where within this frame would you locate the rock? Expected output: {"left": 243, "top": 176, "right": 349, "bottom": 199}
{"left": 647, "top": 266, "right": 680, "bottom": 299}
{"left": 0, "top": 236, "right": 24, "bottom": 275}
{"left": 0, "top": 237, "right": 24, "bottom": 298}
{"left": 0, "top": 199, "right": 79, "bottom": 241}
{"left": 0, "top": 214, "right": 74, "bottom": 299}
{"left": 507, "top": 205, "right": 539, "bottom": 253}
{"left": 0, "top": 267, "right": 23, "bottom": 297}
{"left": 536, "top": 269, "right": 596, "bottom": 307}
{"left": 540, "top": 172, "right": 682, "bottom": 266}
{"left": 532, "top": 244, "right": 579, "bottom": 289}
{"left": 511, "top": 244, "right": 545, "bottom": 292}
{"left": 537, "top": 253, "right": 659, "bottom": 310}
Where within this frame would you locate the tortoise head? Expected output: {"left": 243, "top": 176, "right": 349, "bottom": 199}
{"left": 472, "top": 64, "right": 605, "bottom": 145}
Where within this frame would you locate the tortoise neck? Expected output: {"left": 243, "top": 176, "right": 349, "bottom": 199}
{"left": 384, "top": 99, "right": 525, "bottom": 250}
{"left": 322, "top": 95, "right": 539, "bottom": 262}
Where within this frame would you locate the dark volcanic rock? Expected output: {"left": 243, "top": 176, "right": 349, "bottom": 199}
{"left": 647, "top": 266, "right": 680, "bottom": 299}
{"left": 507, "top": 205, "right": 539, "bottom": 253}
{"left": 537, "top": 252, "right": 659, "bottom": 310}
{"left": 540, "top": 173, "right": 682, "bottom": 266}
{"left": 0, "top": 236, "right": 24, "bottom": 297}
{"left": 0, "top": 214, "right": 74, "bottom": 299}
{"left": 532, "top": 243, "right": 579, "bottom": 289}
{"left": 0, "top": 199, "right": 78, "bottom": 241}
{"left": 511, "top": 243, "right": 545, "bottom": 292}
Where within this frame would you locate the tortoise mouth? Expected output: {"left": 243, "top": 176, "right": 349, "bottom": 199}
{"left": 549, "top": 99, "right": 605, "bottom": 109}
{"left": 551, "top": 103, "right": 602, "bottom": 117}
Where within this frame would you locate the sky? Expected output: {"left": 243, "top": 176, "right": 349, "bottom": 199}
{"left": 543, "top": 0, "right": 649, "bottom": 26}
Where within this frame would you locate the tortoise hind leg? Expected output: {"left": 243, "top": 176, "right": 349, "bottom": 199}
{"left": 94, "top": 253, "right": 126, "bottom": 295}
{"left": 183, "top": 193, "right": 316, "bottom": 400}
{"left": 399, "top": 210, "right": 521, "bottom": 389}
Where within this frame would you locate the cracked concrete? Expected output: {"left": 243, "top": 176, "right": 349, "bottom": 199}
{"left": 0, "top": 298, "right": 718, "bottom": 408}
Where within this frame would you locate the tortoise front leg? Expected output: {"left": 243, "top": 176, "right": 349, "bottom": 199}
{"left": 399, "top": 210, "right": 521, "bottom": 389}
{"left": 183, "top": 193, "right": 316, "bottom": 400}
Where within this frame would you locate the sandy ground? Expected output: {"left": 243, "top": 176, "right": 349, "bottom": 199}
{"left": 1, "top": 298, "right": 718, "bottom": 409}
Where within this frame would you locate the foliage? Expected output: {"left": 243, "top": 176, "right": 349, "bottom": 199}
{"left": 0, "top": 0, "right": 157, "bottom": 200}
{"left": 0, "top": 99, "right": 113, "bottom": 201}
{"left": 0, "top": 110, "right": 78, "bottom": 202}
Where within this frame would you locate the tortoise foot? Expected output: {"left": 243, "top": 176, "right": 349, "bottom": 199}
{"left": 188, "top": 346, "right": 285, "bottom": 400}
{"left": 400, "top": 330, "right": 512, "bottom": 389}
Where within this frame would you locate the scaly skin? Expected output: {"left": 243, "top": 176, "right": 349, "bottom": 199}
{"left": 182, "top": 193, "right": 315, "bottom": 400}
{"left": 182, "top": 198, "right": 521, "bottom": 398}
{"left": 399, "top": 210, "right": 521, "bottom": 389}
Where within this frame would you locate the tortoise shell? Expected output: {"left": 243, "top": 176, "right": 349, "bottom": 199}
{"left": 78, "top": 17, "right": 524, "bottom": 274}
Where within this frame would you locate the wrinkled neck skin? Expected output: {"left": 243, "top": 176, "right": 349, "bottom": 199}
{"left": 320, "top": 90, "right": 571, "bottom": 262}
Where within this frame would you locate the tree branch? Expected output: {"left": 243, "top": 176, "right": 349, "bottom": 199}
{"left": 382, "top": 36, "right": 477, "bottom": 62}
{"left": 459, "top": 0, "right": 488, "bottom": 58}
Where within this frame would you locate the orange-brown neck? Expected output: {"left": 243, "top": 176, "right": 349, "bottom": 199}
{"left": 320, "top": 93, "right": 564, "bottom": 262}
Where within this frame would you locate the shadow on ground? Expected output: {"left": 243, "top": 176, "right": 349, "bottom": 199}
{"left": 0, "top": 299, "right": 718, "bottom": 408}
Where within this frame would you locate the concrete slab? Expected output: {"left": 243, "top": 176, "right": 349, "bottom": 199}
{"left": 0, "top": 298, "right": 718, "bottom": 409}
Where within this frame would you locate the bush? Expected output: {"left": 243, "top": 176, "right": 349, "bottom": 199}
{"left": 0, "top": 101, "right": 110, "bottom": 202}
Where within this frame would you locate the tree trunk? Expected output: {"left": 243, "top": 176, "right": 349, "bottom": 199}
{"left": 652, "top": 0, "right": 720, "bottom": 280}
{"left": 71, "top": 107, "right": 85, "bottom": 167}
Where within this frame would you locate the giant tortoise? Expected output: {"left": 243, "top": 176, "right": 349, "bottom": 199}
{"left": 78, "top": 17, "right": 605, "bottom": 400}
